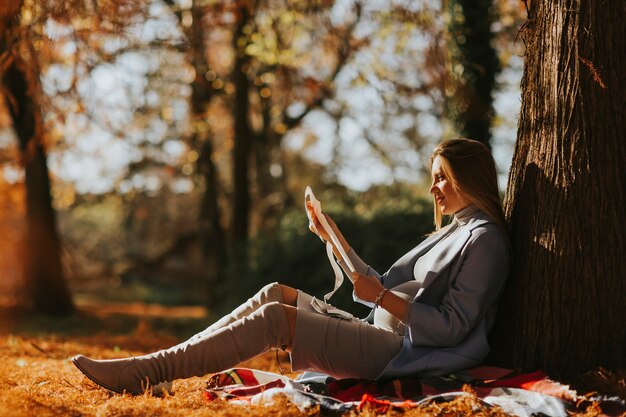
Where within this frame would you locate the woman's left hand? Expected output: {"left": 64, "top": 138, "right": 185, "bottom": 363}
{"left": 352, "top": 271, "right": 384, "bottom": 303}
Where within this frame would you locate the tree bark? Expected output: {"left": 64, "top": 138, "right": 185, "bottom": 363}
{"left": 3, "top": 60, "right": 74, "bottom": 316}
{"left": 489, "top": 0, "right": 626, "bottom": 376}
{"left": 446, "top": 0, "right": 499, "bottom": 147}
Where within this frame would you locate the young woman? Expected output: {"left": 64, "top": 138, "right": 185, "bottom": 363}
{"left": 73, "top": 138, "right": 510, "bottom": 395}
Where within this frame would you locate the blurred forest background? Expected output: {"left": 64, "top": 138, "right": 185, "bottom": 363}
{"left": 0, "top": 0, "right": 525, "bottom": 319}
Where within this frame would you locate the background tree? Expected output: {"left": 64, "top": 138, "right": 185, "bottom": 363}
{"left": 490, "top": 0, "right": 626, "bottom": 376}
{"left": 0, "top": 0, "right": 74, "bottom": 315}
{"left": 1, "top": 0, "right": 154, "bottom": 313}
{"left": 445, "top": 0, "right": 500, "bottom": 147}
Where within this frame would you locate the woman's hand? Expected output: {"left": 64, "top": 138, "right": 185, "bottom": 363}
{"left": 306, "top": 202, "right": 351, "bottom": 258}
{"left": 353, "top": 271, "right": 409, "bottom": 320}
{"left": 306, "top": 201, "right": 332, "bottom": 242}
{"left": 352, "top": 271, "right": 384, "bottom": 303}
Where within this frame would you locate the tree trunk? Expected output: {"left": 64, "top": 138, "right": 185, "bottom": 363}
{"left": 446, "top": 0, "right": 499, "bottom": 147}
{"left": 253, "top": 92, "right": 289, "bottom": 234}
{"left": 3, "top": 60, "right": 74, "bottom": 316}
{"left": 231, "top": 6, "right": 253, "bottom": 244}
{"left": 197, "top": 138, "right": 226, "bottom": 307}
{"left": 489, "top": 0, "right": 625, "bottom": 377}
{"left": 188, "top": 0, "right": 226, "bottom": 308}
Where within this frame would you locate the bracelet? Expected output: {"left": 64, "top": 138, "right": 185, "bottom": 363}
{"left": 374, "top": 288, "right": 389, "bottom": 308}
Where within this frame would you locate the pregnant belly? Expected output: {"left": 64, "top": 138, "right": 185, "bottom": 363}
{"left": 373, "top": 281, "right": 422, "bottom": 335}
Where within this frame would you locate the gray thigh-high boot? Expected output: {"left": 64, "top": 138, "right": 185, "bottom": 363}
{"left": 72, "top": 302, "right": 290, "bottom": 395}
{"left": 187, "top": 282, "right": 284, "bottom": 342}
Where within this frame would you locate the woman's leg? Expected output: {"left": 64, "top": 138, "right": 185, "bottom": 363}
{"left": 73, "top": 286, "right": 392, "bottom": 394}
{"left": 73, "top": 301, "right": 296, "bottom": 395}
{"left": 186, "top": 282, "right": 297, "bottom": 342}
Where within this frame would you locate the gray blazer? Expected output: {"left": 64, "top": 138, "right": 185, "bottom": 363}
{"left": 342, "top": 210, "right": 510, "bottom": 378}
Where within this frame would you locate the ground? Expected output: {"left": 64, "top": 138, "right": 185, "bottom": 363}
{"left": 0, "top": 298, "right": 615, "bottom": 417}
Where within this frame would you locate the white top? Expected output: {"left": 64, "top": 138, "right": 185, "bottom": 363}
{"left": 413, "top": 205, "right": 479, "bottom": 282}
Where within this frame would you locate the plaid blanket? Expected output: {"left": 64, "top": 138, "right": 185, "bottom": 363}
{"left": 203, "top": 366, "right": 625, "bottom": 416}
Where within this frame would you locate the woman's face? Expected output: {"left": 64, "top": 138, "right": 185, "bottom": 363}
{"left": 430, "top": 156, "right": 470, "bottom": 215}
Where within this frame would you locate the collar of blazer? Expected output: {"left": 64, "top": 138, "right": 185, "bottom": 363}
{"left": 417, "top": 214, "right": 493, "bottom": 291}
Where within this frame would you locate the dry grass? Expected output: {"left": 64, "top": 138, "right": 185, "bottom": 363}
{"left": 0, "top": 300, "right": 610, "bottom": 417}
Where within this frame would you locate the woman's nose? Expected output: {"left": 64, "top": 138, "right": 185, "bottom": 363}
{"left": 429, "top": 183, "right": 437, "bottom": 194}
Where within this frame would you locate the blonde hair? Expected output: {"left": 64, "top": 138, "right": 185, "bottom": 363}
{"left": 430, "top": 139, "right": 508, "bottom": 237}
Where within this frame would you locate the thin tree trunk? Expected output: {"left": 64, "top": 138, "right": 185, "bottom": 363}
{"left": 188, "top": 0, "right": 226, "bottom": 308}
{"left": 489, "top": 0, "right": 625, "bottom": 377}
{"left": 253, "top": 92, "right": 288, "bottom": 234}
{"left": 197, "top": 138, "right": 226, "bottom": 307}
{"left": 446, "top": 0, "right": 499, "bottom": 147}
{"left": 3, "top": 60, "right": 74, "bottom": 316}
{"left": 231, "top": 5, "right": 253, "bottom": 244}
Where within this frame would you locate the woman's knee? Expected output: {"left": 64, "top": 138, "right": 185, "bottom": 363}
{"left": 257, "top": 282, "right": 283, "bottom": 303}
{"left": 257, "top": 282, "right": 297, "bottom": 306}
